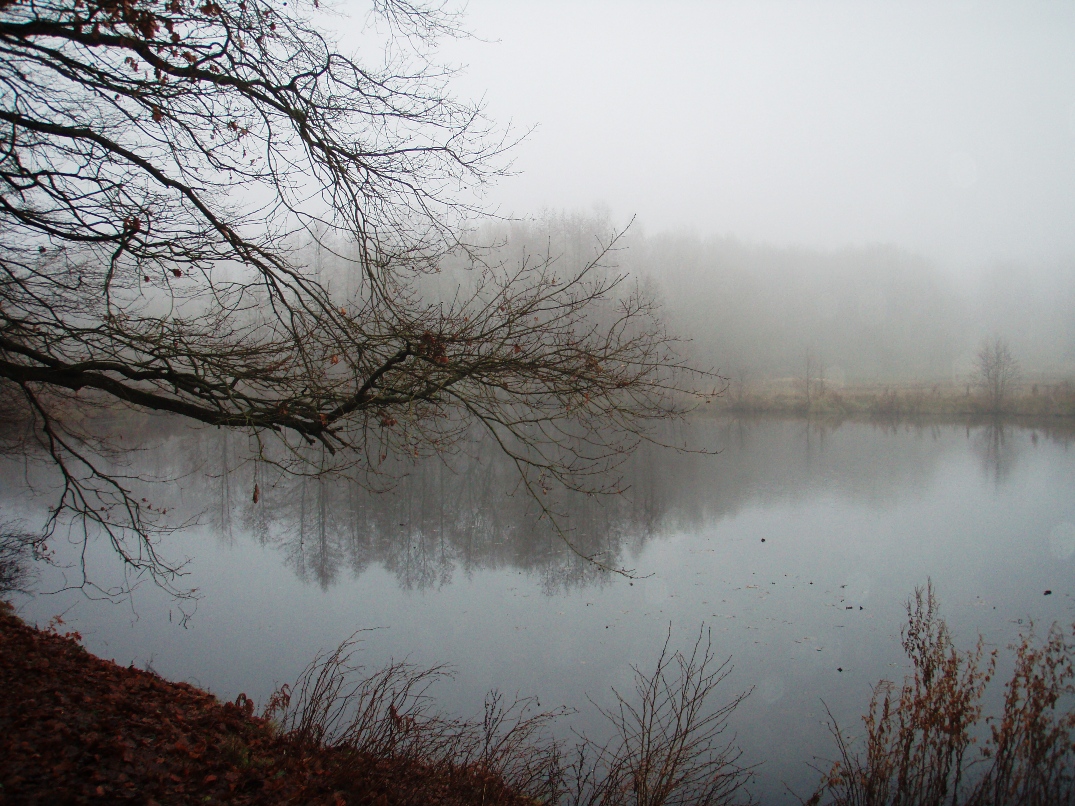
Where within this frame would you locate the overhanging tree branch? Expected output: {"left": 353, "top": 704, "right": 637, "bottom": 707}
{"left": 0, "top": 0, "right": 714, "bottom": 593}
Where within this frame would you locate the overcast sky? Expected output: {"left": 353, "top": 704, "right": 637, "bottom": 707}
{"left": 342, "top": 1, "right": 1075, "bottom": 273}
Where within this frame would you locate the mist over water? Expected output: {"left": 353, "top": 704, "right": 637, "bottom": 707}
{"left": 295, "top": 209, "right": 1075, "bottom": 388}
{"left": 5, "top": 2, "right": 1075, "bottom": 801}
{"left": 8, "top": 417, "right": 1075, "bottom": 799}
{"left": 403, "top": 1, "right": 1075, "bottom": 384}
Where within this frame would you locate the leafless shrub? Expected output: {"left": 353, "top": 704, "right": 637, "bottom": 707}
{"left": 807, "top": 582, "right": 1075, "bottom": 806}
{"left": 266, "top": 632, "right": 449, "bottom": 754}
{"left": 566, "top": 627, "right": 755, "bottom": 806}
{"left": 264, "top": 631, "right": 565, "bottom": 800}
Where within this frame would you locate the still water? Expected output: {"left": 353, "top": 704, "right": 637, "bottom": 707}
{"left": 6, "top": 417, "right": 1075, "bottom": 800}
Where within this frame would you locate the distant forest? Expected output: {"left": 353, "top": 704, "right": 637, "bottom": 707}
{"left": 305, "top": 210, "right": 1075, "bottom": 387}
{"left": 478, "top": 212, "right": 1075, "bottom": 385}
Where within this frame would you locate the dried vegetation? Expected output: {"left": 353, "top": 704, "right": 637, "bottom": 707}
{"left": 6, "top": 583, "right": 1073, "bottom": 805}
{"left": 262, "top": 633, "right": 566, "bottom": 803}
{"left": 808, "top": 582, "right": 1075, "bottom": 806}
{"left": 561, "top": 629, "right": 754, "bottom": 806}
{"left": 263, "top": 627, "right": 755, "bottom": 806}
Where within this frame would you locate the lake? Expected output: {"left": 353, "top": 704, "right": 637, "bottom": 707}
{"left": 6, "top": 416, "right": 1075, "bottom": 801}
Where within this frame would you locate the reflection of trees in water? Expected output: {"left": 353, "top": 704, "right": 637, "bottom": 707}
{"left": 37, "top": 415, "right": 1073, "bottom": 593}
{"left": 217, "top": 434, "right": 235, "bottom": 546}
{"left": 198, "top": 431, "right": 655, "bottom": 593}
{"left": 206, "top": 418, "right": 919, "bottom": 591}
{"left": 966, "top": 418, "right": 1075, "bottom": 485}
{"left": 971, "top": 420, "right": 1019, "bottom": 485}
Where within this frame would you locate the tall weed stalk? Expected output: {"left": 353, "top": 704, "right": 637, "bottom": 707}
{"left": 972, "top": 620, "right": 1075, "bottom": 805}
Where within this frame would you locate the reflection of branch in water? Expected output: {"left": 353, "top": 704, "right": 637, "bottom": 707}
{"left": 0, "top": 519, "right": 38, "bottom": 596}
{"left": 272, "top": 475, "right": 345, "bottom": 592}
{"left": 218, "top": 433, "right": 233, "bottom": 547}
{"left": 971, "top": 420, "right": 1019, "bottom": 485}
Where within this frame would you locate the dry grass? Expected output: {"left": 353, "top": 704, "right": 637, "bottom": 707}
{"left": 716, "top": 380, "right": 1075, "bottom": 419}
{"left": 264, "top": 626, "right": 755, "bottom": 806}
{"left": 807, "top": 582, "right": 1075, "bottom": 806}
{"left": 263, "top": 632, "right": 566, "bottom": 802}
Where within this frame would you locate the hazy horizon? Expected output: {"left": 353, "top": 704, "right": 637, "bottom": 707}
{"left": 331, "top": 0, "right": 1075, "bottom": 281}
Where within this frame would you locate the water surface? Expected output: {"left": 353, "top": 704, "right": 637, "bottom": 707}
{"left": 7, "top": 417, "right": 1075, "bottom": 800}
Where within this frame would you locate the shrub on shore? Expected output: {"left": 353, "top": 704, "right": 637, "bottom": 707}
{"left": 807, "top": 582, "right": 1075, "bottom": 806}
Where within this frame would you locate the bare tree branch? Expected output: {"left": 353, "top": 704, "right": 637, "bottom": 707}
{"left": 0, "top": 0, "right": 712, "bottom": 592}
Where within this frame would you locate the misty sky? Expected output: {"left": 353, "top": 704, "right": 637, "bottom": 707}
{"left": 337, "top": 1, "right": 1075, "bottom": 274}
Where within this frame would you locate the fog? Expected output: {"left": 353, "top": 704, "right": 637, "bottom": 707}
{"left": 63, "top": 0, "right": 1070, "bottom": 380}
{"left": 462, "top": 211, "right": 1075, "bottom": 384}
{"left": 9, "top": 6, "right": 1074, "bottom": 797}
{"left": 301, "top": 205, "right": 1074, "bottom": 383}
{"left": 419, "top": 1, "right": 1075, "bottom": 271}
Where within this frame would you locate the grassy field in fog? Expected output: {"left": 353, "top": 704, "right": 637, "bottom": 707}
{"left": 711, "top": 379, "right": 1075, "bottom": 419}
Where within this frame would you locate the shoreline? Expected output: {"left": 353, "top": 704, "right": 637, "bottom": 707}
{"left": 0, "top": 602, "right": 532, "bottom": 805}
{"left": 702, "top": 380, "right": 1075, "bottom": 420}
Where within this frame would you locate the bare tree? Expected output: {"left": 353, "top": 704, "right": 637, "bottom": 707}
{"left": 0, "top": 0, "right": 706, "bottom": 593}
{"left": 975, "top": 337, "right": 1021, "bottom": 414}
